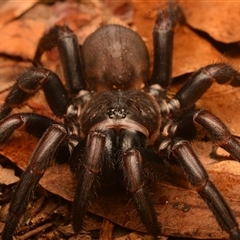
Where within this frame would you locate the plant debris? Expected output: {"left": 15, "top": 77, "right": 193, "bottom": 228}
{"left": 0, "top": 1, "right": 240, "bottom": 239}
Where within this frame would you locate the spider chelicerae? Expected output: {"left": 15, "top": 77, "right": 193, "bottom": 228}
{"left": 1, "top": 1, "right": 240, "bottom": 240}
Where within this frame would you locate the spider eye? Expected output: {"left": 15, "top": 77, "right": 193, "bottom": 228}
{"left": 107, "top": 108, "right": 115, "bottom": 119}
{"left": 107, "top": 108, "right": 127, "bottom": 119}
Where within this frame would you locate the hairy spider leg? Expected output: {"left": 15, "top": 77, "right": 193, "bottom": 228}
{"left": 71, "top": 128, "right": 161, "bottom": 236}
{"left": 72, "top": 131, "right": 106, "bottom": 233}
{"left": 171, "top": 109, "right": 240, "bottom": 239}
{"left": 173, "top": 63, "right": 240, "bottom": 110}
{"left": 0, "top": 67, "right": 69, "bottom": 120}
{"left": 34, "top": 25, "right": 86, "bottom": 94}
{"left": 0, "top": 113, "right": 67, "bottom": 240}
{"left": 150, "top": 0, "right": 179, "bottom": 89}
{"left": 175, "top": 109, "right": 240, "bottom": 160}
{"left": 120, "top": 129, "right": 161, "bottom": 236}
{"left": 172, "top": 141, "right": 240, "bottom": 240}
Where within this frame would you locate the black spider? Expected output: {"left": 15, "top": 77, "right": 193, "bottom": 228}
{"left": 1, "top": 2, "right": 240, "bottom": 240}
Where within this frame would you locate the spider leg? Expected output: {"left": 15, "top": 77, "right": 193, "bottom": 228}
{"left": 150, "top": 0, "right": 180, "bottom": 88}
{"left": 0, "top": 114, "right": 67, "bottom": 240}
{"left": 34, "top": 25, "right": 86, "bottom": 94}
{"left": 173, "top": 63, "right": 240, "bottom": 110}
{"left": 120, "top": 130, "right": 160, "bottom": 235}
{"left": 167, "top": 109, "right": 240, "bottom": 239}
{"left": 171, "top": 140, "right": 240, "bottom": 240}
{"left": 72, "top": 129, "right": 161, "bottom": 235}
{"left": 72, "top": 131, "right": 106, "bottom": 233}
{"left": 0, "top": 113, "right": 57, "bottom": 141}
{"left": 175, "top": 109, "right": 240, "bottom": 161}
{"left": 122, "top": 149, "right": 160, "bottom": 235}
{"left": 0, "top": 67, "right": 69, "bottom": 119}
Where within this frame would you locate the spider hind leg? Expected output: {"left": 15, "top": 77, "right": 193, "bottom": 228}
{"left": 172, "top": 140, "right": 240, "bottom": 239}
{"left": 167, "top": 109, "right": 240, "bottom": 239}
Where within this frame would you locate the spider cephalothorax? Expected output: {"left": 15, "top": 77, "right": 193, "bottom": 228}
{"left": 1, "top": 1, "right": 240, "bottom": 240}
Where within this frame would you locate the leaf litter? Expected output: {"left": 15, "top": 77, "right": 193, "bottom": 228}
{"left": 0, "top": 0, "right": 240, "bottom": 239}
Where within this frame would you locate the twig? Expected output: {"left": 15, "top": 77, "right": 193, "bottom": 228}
{"left": 17, "top": 222, "right": 53, "bottom": 240}
{"left": 99, "top": 218, "right": 114, "bottom": 240}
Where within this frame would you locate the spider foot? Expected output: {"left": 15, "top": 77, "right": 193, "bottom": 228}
{"left": 229, "top": 227, "right": 240, "bottom": 240}
{"left": 2, "top": 213, "right": 18, "bottom": 240}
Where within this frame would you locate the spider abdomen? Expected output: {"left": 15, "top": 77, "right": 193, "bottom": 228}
{"left": 81, "top": 24, "right": 150, "bottom": 92}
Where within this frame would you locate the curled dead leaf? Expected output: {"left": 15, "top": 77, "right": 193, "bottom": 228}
{"left": 180, "top": 1, "right": 240, "bottom": 43}
{"left": 0, "top": 19, "right": 46, "bottom": 59}
{"left": 0, "top": 1, "right": 240, "bottom": 239}
{"left": 0, "top": 1, "right": 39, "bottom": 28}
{"left": 0, "top": 165, "right": 19, "bottom": 185}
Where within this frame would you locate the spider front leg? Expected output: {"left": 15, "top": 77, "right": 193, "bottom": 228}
{"left": 71, "top": 128, "right": 161, "bottom": 236}
{"left": 0, "top": 67, "right": 69, "bottom": 120}
{"left": 72, "top": 131, "right": 106, "bottom": 233}
{"left": 0, "top": 113, "right": 67, "bottom": 240}
{"left": 171, "top": 140, "right": 240, "bottom": 240}
{"left": 34, "top": 25, "right": 86, "bottom": 93}
{"left": 122, "top": 149, "right": 160, "bottom": 235}
{"left": 120, "top": 130, "right": 160, "bottom": 236}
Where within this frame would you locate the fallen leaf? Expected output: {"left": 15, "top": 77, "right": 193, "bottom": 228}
{"left": 180, "top": 1, "right": 240, "bottom": 43}
{"left": 1, "top": 1, "right": 240, "bottom": 240}
{"left": 172, "top": 24, "right": 225, "bottom": 77}
{"left": 0, "top": 19, "right": 46, "bottom": 59}
{"left": 39, "top": 161, "right": 240, "bottom": 239}
{"left": 0, "top": 58, "right": 31, "bottom": 93}
{"left": 0, "top": 132, "right": 38, "bottom": 170}
{"left": 0, "top": 165, "right": 19, "bottom": 185}
{"left": 1, "top": 135, "right": 240, "bottom": 239}
{"left": 0, "top": 0, "right": 39, "bottom": 28}
{"left": 102, "top": 0, "right": 133, "bottom": 24}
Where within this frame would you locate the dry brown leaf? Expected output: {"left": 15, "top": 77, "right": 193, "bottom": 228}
{"left": 39, "top": 162, "right": 240, "bottom": 239}
{"left": 0, "top": 0, "right": 39, "bottom": 28}
{"left": 180, "top": 1, "right": 240, "bottom": 43}
{"left": 0, "top": 2, "right": 106, "bottom": 60}
{"left": 1, "top": 135, "right": 240, "bottom": 239}
{"left": 172, "top": 24, "right": 225, "bottom": 77}
{"left": 0, "top": 165, "right": 19, "bottom": 185}
{"left": 0, "top": 58, "right": 32, "bottom": 93}
{"left": 198, "top": 83, "right": 240, "bottom": 136}
{"left": 0, "top": 19, "right": 46, "bottom": 59}
{"left": 0, "top": 3, "right": 54, "bottom": 59}
{"left": 1, "top": 1, "right": 240, "bottom": 239}
{"left": 102, "top": 0, "right": 133, "bottom": 24}
{"left": 0, "top": 133, "right": 38, "bottom": 170}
